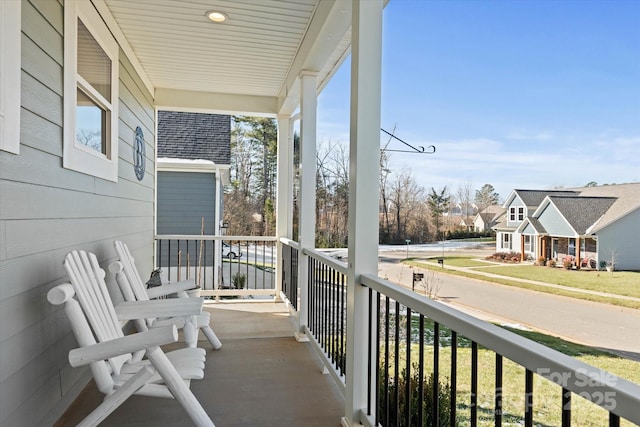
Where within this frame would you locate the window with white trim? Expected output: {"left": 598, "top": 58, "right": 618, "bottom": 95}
{"left": 524, "top": 235, "right": 533, "bottom": 252}
{"left": 509, "top": 207, "right": 516, "bottom": 221}
{"left": 63, "top": 1, "right": 118, "bottom": 181}
{"left": 518, "top": 207, "right": 525, "bottom": 221}
{"left": 0, "top": 0, "right": 21, "bottom": 154}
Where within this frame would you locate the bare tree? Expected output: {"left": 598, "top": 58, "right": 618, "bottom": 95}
{"left": 388, "top": 169, "right": 425, "bottom": 244}
{"left": 456, "top": 180, "right": 474, "bottom": 218}
{"left": 315, "top": 140, "right": 349, "bottom": 247}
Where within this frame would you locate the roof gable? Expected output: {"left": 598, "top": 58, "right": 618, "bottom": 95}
{"left": 513, "top": 189, "right": 580, "bottom": 208}
{"left": 543, "top": 196, "right": 617, "bottom": 234}
{"left": 578, "top": 183, "right": 640, "bottom": 232}
{"left": 157, "top": 111, "right": 231, "bottom": 164}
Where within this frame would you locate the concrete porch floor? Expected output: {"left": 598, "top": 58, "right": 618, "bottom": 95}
{"left": 54, "top": 300, "right": 345, "bottom": 426}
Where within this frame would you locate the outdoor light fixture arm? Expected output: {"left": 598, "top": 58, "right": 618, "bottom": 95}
{"left": 381, "top": 128, "right": 436, "bottom": 154}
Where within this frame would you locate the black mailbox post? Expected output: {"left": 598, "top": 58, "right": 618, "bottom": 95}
{"left": 412, "top": 272, "right": 424, "bottom": 291}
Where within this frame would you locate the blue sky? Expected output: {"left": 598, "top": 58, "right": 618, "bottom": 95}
{"left": 317, "top": 0, "right": 640, "bottom": 202}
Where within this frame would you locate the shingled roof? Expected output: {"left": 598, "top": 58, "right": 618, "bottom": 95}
{"left": 547, "top": 196, "right": 617, "bottom": 234}
{"left": 514, "top": 189, "right": 580, "bottom": 207}
{"left": 157, "top": 111, "right": 231, "bottom": 164}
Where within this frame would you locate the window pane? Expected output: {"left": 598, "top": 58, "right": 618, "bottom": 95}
{"left": 76, "top": 88, "right": 106, "bottom": 154}
{"left": 77, "top": 19, "right": 111, "bottom": 102}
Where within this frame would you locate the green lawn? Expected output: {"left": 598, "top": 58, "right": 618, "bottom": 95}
{"left": 473, "top": 265, "right": 640, "bottom": 298}
{"left": 407, "top": 257, "right": 640, "bottom": 309}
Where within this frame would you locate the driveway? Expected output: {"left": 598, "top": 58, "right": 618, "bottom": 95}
{"left": 378, "top": 251, "right": 640, "bottom": 361}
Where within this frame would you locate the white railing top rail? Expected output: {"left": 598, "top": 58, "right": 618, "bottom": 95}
{"left": 278, "top": 237, "right": 300, "bottom": 250}
{"left": 303, "top": 247, "right": 349, "bottom": 276}
{"left": 155, "top": 235, "right": 277, "bottom": 242}
{"left": 361, "top": 273, "right": 640, "bottom": 424}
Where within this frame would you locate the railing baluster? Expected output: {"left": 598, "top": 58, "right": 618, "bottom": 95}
{"left": 450, "top": 330, "right": 457, "bottom": 427}
{"left": 385, "top": 296, "right": 390, "bottom": 426}
{"left": 394, "top": 300, "right": 400, "bottom": 427}
{"left": 495, "top": 354, "right": 503, "bottom": 426}
{"left": 418, "top": 314, "right": 425, "bottom": 427}
{"left": 433, "top": 321, "right": 440, "bottom": 426}
{"left": 471, "top": 341, "right": 478, "bottom": 427}
{"left": 167, "top": 239, "right": 171, "bottom": 281}
{"left": 405, "top": 307, "right": 412, "bottom": 426}
{"left": 610, "top": 413, "right": 620, "bottom": 427}
{"left": 525, "top": 369, "right": 533, "bottom": 427}
{"left": 375, "top": 292, "right": 381, "bottom": 426}
{"left": 562, "top": 388, "right": 571, "bottom": 427}
{"left": 367, "top": 288, "right": 373, "bottom": 416}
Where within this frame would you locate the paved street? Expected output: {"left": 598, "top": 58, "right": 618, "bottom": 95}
{"left": 378, "top": 251, "right": 640, "bottom": 361}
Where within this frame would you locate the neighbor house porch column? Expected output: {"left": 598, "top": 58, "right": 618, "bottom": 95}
{"left": 275, "top": 115, "right": 294, "bottom": 300}
{"left": 296, "top": 71, "right": 318, "bottom": 340}
{"left": 344, "top": 0, "right": 383, "bottom": 425}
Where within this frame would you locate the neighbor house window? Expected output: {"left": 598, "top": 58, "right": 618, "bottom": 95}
{"left": 502, "top": 233, "right": 511, "bottom": 250}
{"left": 509, "top": 207, "right": 516, "bottom": 221}
{"left": 0, "top": 0, "right": 21, "bottom": 154}
{"left": 63, "top": 0, "right": 118, "bottom": 181}
{"left": 518, "top": 207, "right": 525, "bottom": 221}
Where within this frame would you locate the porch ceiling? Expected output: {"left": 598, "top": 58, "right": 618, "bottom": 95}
{"left": 98, "top": 0, "right": 353, "bottom": 115}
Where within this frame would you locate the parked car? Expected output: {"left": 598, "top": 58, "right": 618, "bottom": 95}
{"left": 222, "top": 241, "right": 242, "bottom": 259}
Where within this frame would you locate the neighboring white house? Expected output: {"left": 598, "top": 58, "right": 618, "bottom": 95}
{"left": 473, "top": 205, "right": 504, "bottom": 232}
{"left": 493, "top": 184, "right": 640, "bottom": 270}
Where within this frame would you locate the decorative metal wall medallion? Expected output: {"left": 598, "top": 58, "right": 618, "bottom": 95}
{"left": 133, "top": 126, "right": 145, "bottom": 181}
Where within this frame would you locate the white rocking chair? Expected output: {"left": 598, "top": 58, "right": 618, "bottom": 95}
{"left": 110, "top": 240, "right": 222, "bottom": 350}
{"left": 48, "top": 250, "right": 215, "bottom": 426}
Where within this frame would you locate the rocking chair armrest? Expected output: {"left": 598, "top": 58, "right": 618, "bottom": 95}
{"left": 69, "top": 325, "right": 178, "bottom": 367}
{"left": 114, "top": 298, "right": 203, "bottom": 320}
{"left": 146, "top": 278, "right": 197, "bottom": 299}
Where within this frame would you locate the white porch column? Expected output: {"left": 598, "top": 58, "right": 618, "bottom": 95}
{"left": 214, "top": 167, "right": 223, "bottom": 289}
{"left": 344, "top": 0, "right": 383, "bottom": 426}
{"left": 296, "top": 71, "right": 318, "bottom": 340}
{"left": 275, "top": 115, "right": 293, "bottom": 300}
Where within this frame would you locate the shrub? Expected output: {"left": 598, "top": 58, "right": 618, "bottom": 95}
{"left": 485, "top": 252, "right": 521, "bottom": 263}
{"left": 379, "top": 365, "right": 454, "bottom": 426}
{"left": 547, "top": 259, "right": 557, "bottom": 268}
{"left": 537, "top": 256, "right": 546, "bottom": 266}
{"left": 232, "top": 272, "right": 246, "bottom": 289}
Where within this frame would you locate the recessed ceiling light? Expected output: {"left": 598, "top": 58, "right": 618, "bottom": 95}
{"left": 205, "top": 10, "right": 228, "bottom": 23}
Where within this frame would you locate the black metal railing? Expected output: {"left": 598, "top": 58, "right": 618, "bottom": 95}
{"left": 307, "top": 252, "right": 347, "bottom": 377}
{"left": 280, "top": 239, "right": 299, "bottom": 310}
{"left": 359, "top": 274, "right": 640, "bottom": 427}
{"left": 154, "top": 235, "right": 276, "bottom": 297}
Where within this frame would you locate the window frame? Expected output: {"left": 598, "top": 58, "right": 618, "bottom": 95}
{"left": 0, "top": 0, "right": 21, "bottom": 154}
{"left": 63, "top": 0, "right": 119, "bottom": 181}
{"left": 509, "top": 207, "right": 516, "bottom": 222}
{"left": 502, "top": 233, "right": 512, "bottom": 250}
{"left": 518, "top": 207, "right": 525, "bottom": 221}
